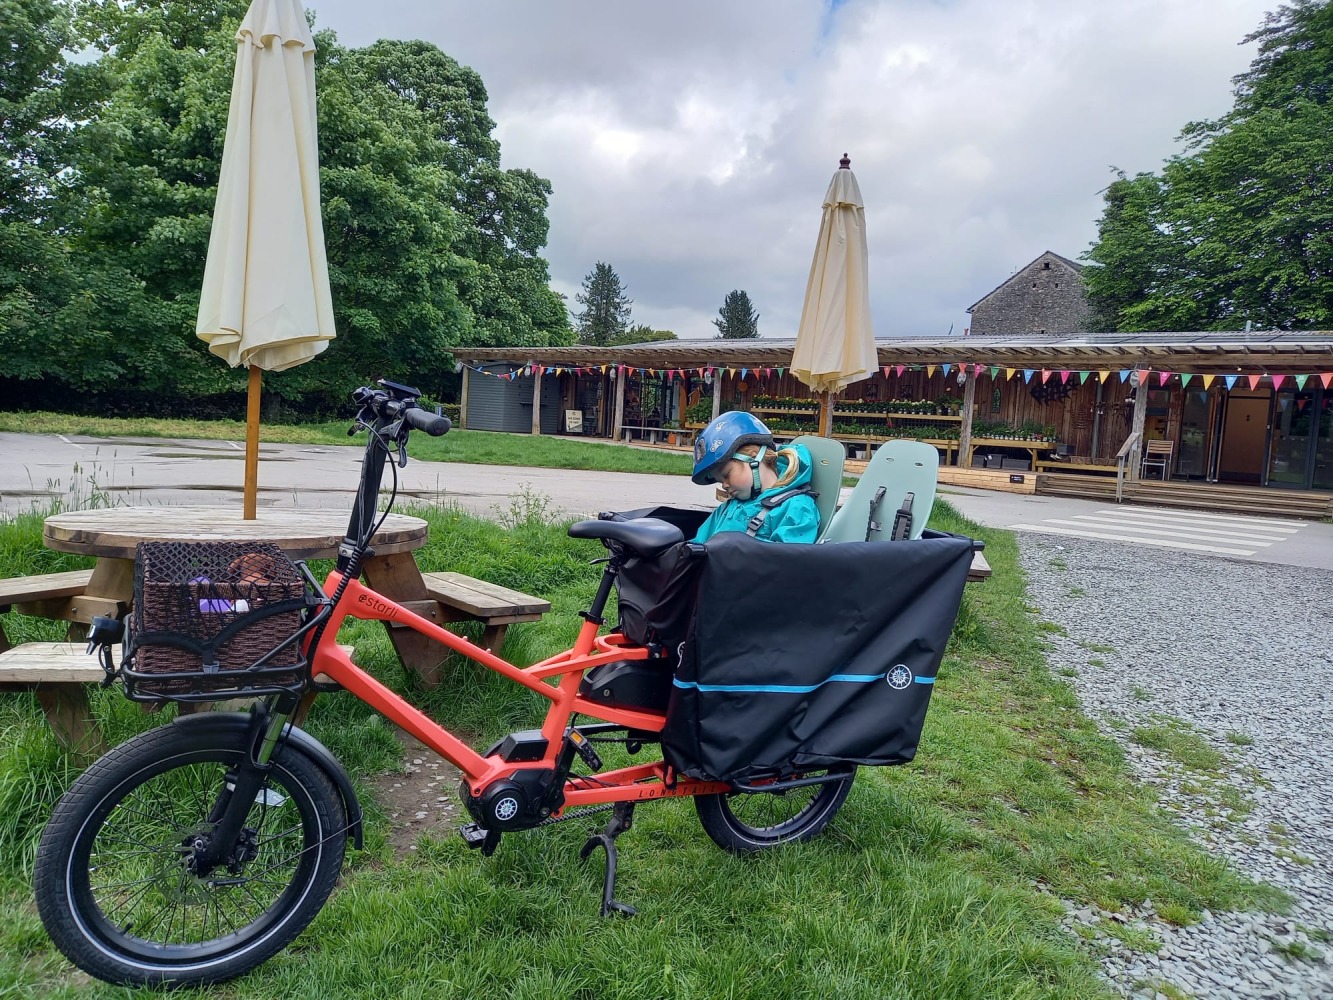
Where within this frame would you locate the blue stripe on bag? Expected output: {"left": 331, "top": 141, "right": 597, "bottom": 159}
{"left": 673, "top": 672, "right": 934, "bottom": 694}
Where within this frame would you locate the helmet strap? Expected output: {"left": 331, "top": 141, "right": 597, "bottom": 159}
{"left": 728, "top": 446, "right": 767, "bottom": 500}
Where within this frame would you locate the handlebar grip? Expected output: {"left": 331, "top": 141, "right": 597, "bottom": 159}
{"left": 402, "top": 406, "right": 451, "bottom": 436}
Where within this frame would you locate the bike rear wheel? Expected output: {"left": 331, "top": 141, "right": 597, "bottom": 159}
{"left": 34, "top": 722, "right": 346, "bottom": 987}
{"left": 694, "top": 766, "right": 856, "bottom": 855}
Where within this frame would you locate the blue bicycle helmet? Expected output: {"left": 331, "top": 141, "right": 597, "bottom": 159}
{"left": 691, "top": 411, "right": 776, "bottom": 486}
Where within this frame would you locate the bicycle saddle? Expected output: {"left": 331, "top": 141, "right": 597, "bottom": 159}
{"left": 567, "top": 517, "right": 684, "bottom": 558}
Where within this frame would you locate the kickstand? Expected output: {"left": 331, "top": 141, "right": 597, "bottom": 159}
{"left": 578, "top": 802, "right": 637, "bottom": 917}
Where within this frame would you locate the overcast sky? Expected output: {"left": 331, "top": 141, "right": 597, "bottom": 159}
{"left": 306, "top": 0, "right": 1276, "bottom": 340}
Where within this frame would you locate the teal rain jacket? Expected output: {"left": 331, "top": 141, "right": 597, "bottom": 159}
{"left": 692, "top": 443, "right": 820, "bottom": 544}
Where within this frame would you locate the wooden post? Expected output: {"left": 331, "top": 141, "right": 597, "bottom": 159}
{"left": 818, "top": 391, "right": 835, "bottom": 437}
{"left": 676, "top": 378, "right": 687, "bottom": 431}
{"left": 458, "top": 364, "right": 470, "bottom": 430}
{"left": 612, "top": 368, "right": 626, "bottom": 441}
{"left": 1128, "top": 375, "right": 1149, "bottom": 481}
{"left": 530, "top": 363, "right": 542, "bottom": 435}
{"left": 244, "top": 365, "right": 261, "bottom": 520}
{"left": 711, "top": 374, "right": 723, "bottom": 420}
{"left": 957, "top": 369, "right": 977, "bottom": 468}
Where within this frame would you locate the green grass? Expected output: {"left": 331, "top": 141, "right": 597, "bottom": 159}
{"left": 0, "top": 497, "right": 1289, "bottom": 997}
{"left": 0, "top": 411, "right": 694, "bottom": 477}
{"left": 1130, "top": 721, "right": 1226, "bottom": 772}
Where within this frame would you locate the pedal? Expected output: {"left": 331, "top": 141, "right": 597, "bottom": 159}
{"left": 567, "top": 728, "right": 604, "bottom": 772}
{"left": 459, "top": 822, "right": 501, "bottom": 856}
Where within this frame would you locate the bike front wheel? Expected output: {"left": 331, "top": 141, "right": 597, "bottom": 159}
{"left": 694, "top": 766, "right": 856, "bottom": 855}
{"left": 34, "top": 721, "right": 347, "bottom": 988}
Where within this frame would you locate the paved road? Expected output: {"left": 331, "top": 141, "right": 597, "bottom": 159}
{"left": 4, "top": 431, "right": 1331, "bottom": 571}
{"left": 0, "top": 431, "right": 715, "bottom": 521}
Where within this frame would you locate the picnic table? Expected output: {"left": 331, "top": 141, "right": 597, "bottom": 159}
{"left": 1, "top": 506, "right": 550, "bottom": 752}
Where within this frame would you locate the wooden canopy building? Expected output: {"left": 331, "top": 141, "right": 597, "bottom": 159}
{"left": 458, "top": 332, "right": 1333, "bottom": 502}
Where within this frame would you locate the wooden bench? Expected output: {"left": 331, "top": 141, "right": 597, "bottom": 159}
{"left": 968, "top": 551, "right": 991, "bottom": 582}
{"left": 0, "top": 641, "right": 357, "bottom": 757}
{"left": 0, "top": 569, "right": 100, "bottom": 651}
{"left": 420, "top": 572, "right": 551, "bottom": 654}
{"left": 0, "top": 641, "right": 113, "bottom": 756}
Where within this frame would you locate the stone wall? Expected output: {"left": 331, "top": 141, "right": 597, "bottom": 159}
{"left": 969, "top": 252, "right": 1090, "bottom": 335}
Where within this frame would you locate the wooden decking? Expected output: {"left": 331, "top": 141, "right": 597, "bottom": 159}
{"left": 1036, "top": 473, "right": 1333, "bottom": 520}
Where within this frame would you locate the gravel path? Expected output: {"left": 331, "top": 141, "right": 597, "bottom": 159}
{"left": 1017, "top": 533, "right": 1333, "bottom": 1000}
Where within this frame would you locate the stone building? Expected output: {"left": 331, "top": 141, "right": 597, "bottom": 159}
{"left": 967, "top": 250, "right": 1089, "bottom": 335}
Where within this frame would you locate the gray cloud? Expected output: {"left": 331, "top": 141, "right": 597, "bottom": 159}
{"left": 308, "top": 0, "right": 1275, "bottom": 338}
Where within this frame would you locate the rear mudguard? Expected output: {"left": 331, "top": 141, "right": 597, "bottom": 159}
{"left": 170, "top": 712, "right": 364, "bottom": 849}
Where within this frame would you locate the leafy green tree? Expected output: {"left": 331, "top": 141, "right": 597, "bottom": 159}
{"left": 608, "top": 324, "right": 677, "bottom": 346}
{"left": 575, "top": 262, "right": 632, "bottom": 345}
{"left": 1085, "top": 1, "right": 1333, "bottom": 331}
{"left": 347, "top": 40, "right": 570, "bottom": 351}
{"left": 713, "top": 289, "right": 759, "bottom": 338}
{"left": 0, "top": 3, "right": 571, "bottom": 413}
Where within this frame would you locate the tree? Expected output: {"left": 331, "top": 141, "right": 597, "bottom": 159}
{"left": 0, "top": 3, "right": 572, "bottom": 413}
{"left": 607, "top": 324, "right": 677, "bottom": 346}
{"left": 713, "top": 289, "right": 759, "bottom": 338}
{"left": 1084, "top": 2, "right": 1333, "bottom": 332}
{"left": 575, "top": 262, "right": 632, "bottom": 345}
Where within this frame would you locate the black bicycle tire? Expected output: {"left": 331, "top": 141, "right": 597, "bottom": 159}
{"left": 34, "top": 723, "right": 346, "bottom": 987}
{"left": 693, "top": 767, "right": 856, "bottom": 855}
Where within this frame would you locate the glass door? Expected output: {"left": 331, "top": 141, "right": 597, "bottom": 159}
{"left": 1314, "top": 390, "right": 1333, "bottom": 491}
{"left": 1177, "top": 390, "right": 1210, "bottom": 479}
{"left": 1267, "top": 388, "right": 1316, "bottom": 487}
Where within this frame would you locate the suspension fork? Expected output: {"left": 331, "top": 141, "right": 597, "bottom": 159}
{"left": 197, "top": 695, "right": 298, "bottom": 871}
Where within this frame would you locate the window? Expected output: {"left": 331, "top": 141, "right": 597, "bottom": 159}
{"left": 1042, "top": 261, "right": 1051, "bottom": 270}
{"left": 1055, "top": 282, "right": 1059, "bottom": 288}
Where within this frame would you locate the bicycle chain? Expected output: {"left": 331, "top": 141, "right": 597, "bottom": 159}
{"left": 538, "top": 803, "right": 615, "bottom": 827}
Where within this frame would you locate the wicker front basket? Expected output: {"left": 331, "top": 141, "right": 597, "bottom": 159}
{"left": 123, "top": 540, "right": 313, "bottom": 700}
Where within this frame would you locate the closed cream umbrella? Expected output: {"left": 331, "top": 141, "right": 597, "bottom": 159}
{"left": 791, "top": 154, "right": 877, "bottom": 436}
{"left": 197, "top": 0, "right": 335, "bottom": 518}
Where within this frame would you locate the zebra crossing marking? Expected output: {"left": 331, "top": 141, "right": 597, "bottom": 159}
{"left": 1007, "top": 504, "right": 1311, "bottom": 556}
{"left": 1008, "top": 523, "right": 1259, "bottom": 556}
{"left": 1092, "top": 508, "right": 1302, "bottom": 534}
{"left": 1036, "top": 516, "right": 1277, "bottom": 546}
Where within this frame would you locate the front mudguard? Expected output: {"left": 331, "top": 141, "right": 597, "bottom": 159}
{"left": 170, "top": 712, "right": 364, "bottom": 849}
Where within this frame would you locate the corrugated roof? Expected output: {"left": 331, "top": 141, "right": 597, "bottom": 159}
{"left": 458, "top": 331, "right": 1333, "bottom": 372}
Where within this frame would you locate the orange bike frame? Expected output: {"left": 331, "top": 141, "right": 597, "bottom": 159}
{"left": 305, "top": 571, "right": 730, "bottom": 808}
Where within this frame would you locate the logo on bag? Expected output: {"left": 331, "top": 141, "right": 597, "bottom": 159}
{"left": 886, "top": 664, "right": 912, "bottom": 690}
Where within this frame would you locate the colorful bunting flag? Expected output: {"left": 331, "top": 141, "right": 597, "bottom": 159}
{"left": 895, "top": 365, "right": 906, "bottom": 377}
{"left": 1158, "top": 371, "right": 1171, "bottom": 386}
{"left": 1247, "top": 374, "right": 1263, "bottom": 389}
{"left": 1201, "top": 374, "right": 1214, "bottom": 389}
{"left": 1040, "top": 369, "right": 1052, "bottom": 383}
{"left": 941, "top": 364, "right": 952, "bottom": 376}
{"left": 1270, "top": 373, "right": 1285, "bottom": 389}
{"left": 1079, "top": 371, "right": 1092, "bottom": 384}
{"left": 1321, "top": 373, "right": 1333, "bottom": 389}
{"left": 1224, "top": 375, "right": 1238, "bottom": 390}
{"left": 1099, "top": 370, "right": 1110, "bottom": 382}
{"left": 1295, "top": 374, "right": 1309, "bottom": 389}
{"left": 1023, "top": 369, "right": 1035, "bottom": 383}
{"left": 1180, "top": 373, "right": 1193, "bottom": 387}
{"left": 1119, "top": 369, "right": 1131, "bottom": 383}
{"left": 926, "top": 365, "right": 937, "bottom": 377}
{"left": 1005, "top": 367, "right": 1017, "bottom": 379}
{"left": 991, "top": 366, "right": 1001, "bottom": 379}
{"left": 1059, "top": 370, "right": 1071, "bottom": 384}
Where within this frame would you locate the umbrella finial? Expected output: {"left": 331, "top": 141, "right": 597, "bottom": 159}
{"left": 839, "top": 153, "right": 851, "bottom": 169}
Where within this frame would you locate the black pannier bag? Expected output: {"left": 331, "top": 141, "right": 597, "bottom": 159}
{"left": 607, "top": 506, "right": 710, "bottom": 651}
{"left": 121, "top": 541, "right": 314, "bottom": 701}
{"left": 661, "top": 530, "right": 975, "bottom": 782}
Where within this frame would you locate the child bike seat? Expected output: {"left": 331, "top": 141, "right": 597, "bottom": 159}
{"left": 569, "top": 517, "right": 684, "bottom": 558}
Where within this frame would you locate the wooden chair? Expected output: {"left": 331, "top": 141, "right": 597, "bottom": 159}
{"left": 1141, "top": 439, "right": 1174, "bottom": 480}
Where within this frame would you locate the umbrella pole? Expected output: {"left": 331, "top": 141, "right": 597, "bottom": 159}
{"left": 819, "top": 391, "right": 836, "bottom": 437}
{"left": 244, "top": 365, "right": 261, "bottom": 519}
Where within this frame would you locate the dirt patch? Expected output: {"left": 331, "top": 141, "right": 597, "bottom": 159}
{"left": 364, "top": 730, "right": 465, "bottom": 856}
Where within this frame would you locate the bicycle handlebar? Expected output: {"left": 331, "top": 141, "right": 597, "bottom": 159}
{"left": 351, "top": 382, "right": 450, "bottom": 437}
{"left": 402, "top": 407, "right": 451, "bottom": 436}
